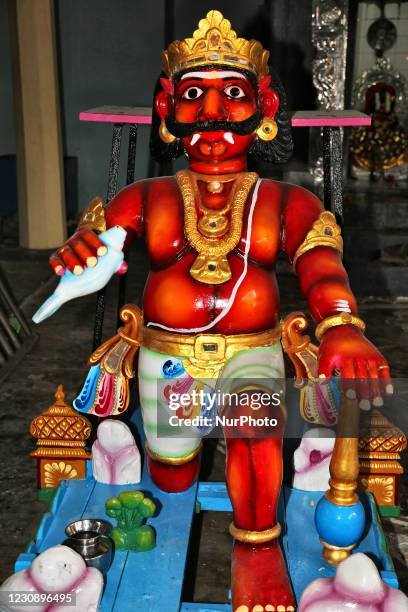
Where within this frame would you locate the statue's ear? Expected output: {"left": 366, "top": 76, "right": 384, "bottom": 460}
{"left": 155, "top": 78, "right": 174, "bottom": 120}
{"left": 258, "top": 76, "right": 279, "bottom": 119}
{"left": 155, "top": 90, "right": 173, "bottom": 120}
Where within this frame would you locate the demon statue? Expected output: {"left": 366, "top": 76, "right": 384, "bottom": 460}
{"left": 49, "top": 11, "right": 392, "bottom": 611}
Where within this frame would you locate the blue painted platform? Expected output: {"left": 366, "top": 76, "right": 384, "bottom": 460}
{"left": 17, "top": 419, "right": 398, "bottom": 610}
{"left": 18, "top": 474, "right": 197, "bottom": 611}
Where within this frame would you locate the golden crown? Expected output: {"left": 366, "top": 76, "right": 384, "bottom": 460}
{"left": 162, "top": 10, "right": 269, "bottom": 80}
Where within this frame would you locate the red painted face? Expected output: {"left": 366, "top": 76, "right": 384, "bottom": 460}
{"left": 174, "top": 70, "right": 258, "bottom": 165}
{"left": 155, "top": 69, "right": 279, "bottom": 173}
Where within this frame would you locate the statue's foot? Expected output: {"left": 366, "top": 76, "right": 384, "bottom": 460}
{"left": 231, "top": 539, "right": 296, "bottom": 611}
{"left": 147, "top": 454, "right": 200, "bottom": 493}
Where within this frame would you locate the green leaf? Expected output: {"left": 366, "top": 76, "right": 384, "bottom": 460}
{"left": 140, "top": 498, "right": 156, "bottom": 518}
{"left": 106, "top": 496, "right": 121, "bottom": 509}
{"left": 119, "top": 490, "right": 144, "bottom": 509}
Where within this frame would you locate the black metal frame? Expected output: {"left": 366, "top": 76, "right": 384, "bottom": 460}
{"left": 92, "top": 123, "right": 138, "bottom": 351}
{"left": 323, "top": 126, "right": 344, "bottom": 223}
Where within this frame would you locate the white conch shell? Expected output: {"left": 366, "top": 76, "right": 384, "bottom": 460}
{"left": 32, "top": 226, "right": 126, "bottom": 324}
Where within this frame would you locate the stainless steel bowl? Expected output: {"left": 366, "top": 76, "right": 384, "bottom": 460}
{"left": 64, "top": 519, "right": 114, "bottom": 575}
{"left": 65, "top": 519, "right": 112, "bottom": 545}
{"left": 63, "top": 535, "right": 113, "bottom": 575}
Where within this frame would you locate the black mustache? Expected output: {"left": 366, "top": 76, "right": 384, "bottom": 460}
{"left": 165, "top": 110, "right": 262, "bottom": 138}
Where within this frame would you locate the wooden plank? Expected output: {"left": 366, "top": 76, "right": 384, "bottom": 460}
{"left": 181, "top": 605, "right": 231, "bottom": 611}
{"left": 49, "top": 478, "right": 69, "bottom": 514}
{"left": 81, "top": 483, "right": 129, "bottom": 612}
{"left": 197, "top": 483, "right": 232, "bottom": 512}
{"left": 8, "top": 0, "right": 66, "bottom": 248}
{"left": 111, "top": 480, "right": 198, "bottom": 611}
{"left": 35, "top": 512, "right": 54, "bottom": 548}
{"left": 291, "top": 110, "right": 371, "bottom": 127}
{"left": 80, "top": 106, "right": 152, "bottom": 125}
{"left": 79, "top": 397, "right": 198, "bottom": 612}
{"left": 81, "top": 108, "right": 371, "bottom": 128}
{"left": 14, "top": 553, "right": 36, "bottom": 573}
{"left": 37, "top": 478, "right": 95, "bottom": 552}
{"left": 100, "top": 550, "right": 128, "bottom": 612}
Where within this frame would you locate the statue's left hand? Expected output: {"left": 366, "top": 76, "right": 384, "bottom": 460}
{"left": 317, "top": 325, "right": 392, "bottom": 409}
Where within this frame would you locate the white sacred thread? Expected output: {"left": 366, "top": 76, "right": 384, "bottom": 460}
{"left": 147, "top": 178, "right": 262, "bottom": 333}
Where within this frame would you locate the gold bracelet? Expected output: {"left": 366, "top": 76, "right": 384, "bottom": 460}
{"left": 77, "top": 196, "right": 106, "bottom": 233}
{"left": 315, "top": 312, "right": 365, "bottom": 342}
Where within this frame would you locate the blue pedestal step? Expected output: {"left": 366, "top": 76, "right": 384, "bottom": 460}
{"left": 16, "top": 410, "right": 398, "bottom": 610}
{"left": 15, "top": 476, "right": 397, "bottom": 611}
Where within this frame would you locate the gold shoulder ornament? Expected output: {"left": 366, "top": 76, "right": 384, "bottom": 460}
{"left": 77, "top": 196, "right": 107, "bottom": 233}
{"left": 292, "top": 211, "right": 343, "bottom": 269}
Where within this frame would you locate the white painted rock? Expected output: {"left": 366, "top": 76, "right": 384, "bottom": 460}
{"left": 92, "top": 419, "right": 141, "bottom": 485}
{"left": 299, "top": 552, "right": 408, "bottom": 611}
{"left": 293, "top": 427, "right": 335, "bottom": 491}
{"left": 0, "top": 545, "right": 103, "bottom": 612}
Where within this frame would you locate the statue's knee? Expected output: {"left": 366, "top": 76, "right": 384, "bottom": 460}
{"left": 222, "top": 389, "right": 285, "bottom": 437}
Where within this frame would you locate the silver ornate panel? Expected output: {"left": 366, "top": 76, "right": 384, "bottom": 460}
{"left": 310, "top": 0, "right": 349, "bottom": 185}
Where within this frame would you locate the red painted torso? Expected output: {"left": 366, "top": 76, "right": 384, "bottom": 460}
{"left": 143, "top": 177, "right": 282, "bottom": 333}
{"left": 105, "top": 174, "right": 326, "bottom": 333}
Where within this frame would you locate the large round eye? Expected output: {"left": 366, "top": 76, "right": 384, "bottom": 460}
{"left": 224, "top": 85, "right": 246, "bottom": 99}
{"left": 182, "top": 86, "right": 204, "bottom": 100}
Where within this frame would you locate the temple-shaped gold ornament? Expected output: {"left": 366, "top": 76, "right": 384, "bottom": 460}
{"left": 358, "top": 409, "right": 407, "bottom": 515}
{"left": 30, "top": 385, "right": 91, "bottom": 491}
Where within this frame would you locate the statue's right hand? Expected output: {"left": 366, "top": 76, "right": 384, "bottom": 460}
{"left": 49, "top": 228, "right": 107, "bottom": 276}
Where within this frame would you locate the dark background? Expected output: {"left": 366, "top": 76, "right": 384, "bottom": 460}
{"left": 0, "top": 0, "right": 315, "bottom": 214}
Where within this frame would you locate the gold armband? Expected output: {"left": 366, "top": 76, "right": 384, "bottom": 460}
{"left": 293, "top": 211, "right": 343, "bottom": 268}
{"left": 77, "top": 196, "right": 107, "bottom": 233}
{"left": 315, "top": 312, "right": 365, "bottom": 342}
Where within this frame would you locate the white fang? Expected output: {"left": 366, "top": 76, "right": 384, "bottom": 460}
{"left": 190, "top": 133, "right": 200, "bottom": 145}
{"left": 224, "top": 132, "right": 235, "bottom": 144}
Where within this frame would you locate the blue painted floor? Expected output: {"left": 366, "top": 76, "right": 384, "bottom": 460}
{"left": 16, "top": 471, "right": 398, "bottom": 611}
{"left": 15, "top": 410, "right": 398, "bottom": 611}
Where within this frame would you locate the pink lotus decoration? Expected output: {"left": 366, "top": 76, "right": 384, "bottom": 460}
{"left": 293, "top": 427, "right": 335, "bottom": 491}
{"left": 92, "top": 419, "right": 141, "bottom": 485}
{"left": 0, "top": 545, "right": 103, "bottom": 611}
{"left": 299, "top": 552, "right": 408, "bottom": 611}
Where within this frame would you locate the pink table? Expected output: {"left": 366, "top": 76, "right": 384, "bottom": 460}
{"left": 291, "top": 110, "right": 371, "bottom": 128}
{"left": 79, "top": 106, "right": 152, "bottom": 125}
{"left": 80, "top": 106, "right": 371, "bottom": 129}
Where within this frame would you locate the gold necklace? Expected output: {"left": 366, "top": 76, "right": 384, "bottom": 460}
{"left": 176, "top": 169, "right": 258, "bottom": 285}
{"left": 192, "top": 176, "right": 239, "bottom": 239}
{"left": 191, "top": 171, "right": 240, "bottom": 195}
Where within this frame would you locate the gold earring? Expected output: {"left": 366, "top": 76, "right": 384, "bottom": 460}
{"left": 255, "top": 118, "right": 278, "bottom": 141}
{"left": 159, "top": 121, "right": 177, "bottom": 144}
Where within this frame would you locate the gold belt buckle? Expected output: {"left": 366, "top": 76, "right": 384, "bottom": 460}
{"left": 194, "top": 334, "right": 226, "bottom": 362}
